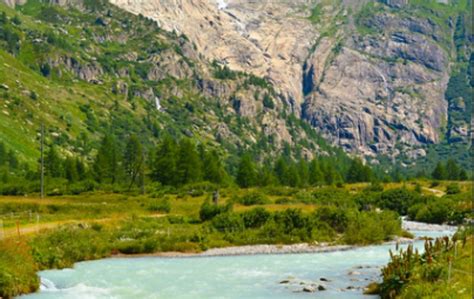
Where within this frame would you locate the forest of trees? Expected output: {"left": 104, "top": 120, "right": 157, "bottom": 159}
{"left": 0, "top": 132, "right": 469, "bottom": 196}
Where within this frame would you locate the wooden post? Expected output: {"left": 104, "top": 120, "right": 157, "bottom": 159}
{"left": 140, "top": 150, "right": 145, "bottom": 195}
{"left": 40, "top": 123, "right": 45, "bottom": 199}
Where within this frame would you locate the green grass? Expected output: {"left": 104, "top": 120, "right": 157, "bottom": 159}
{"left": 0, "top": 181, "right": 471, "bottom": 297}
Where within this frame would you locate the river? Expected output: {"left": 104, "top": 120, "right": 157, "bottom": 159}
{"left": 20, "top": 222, "right": 456, "bottom": 299}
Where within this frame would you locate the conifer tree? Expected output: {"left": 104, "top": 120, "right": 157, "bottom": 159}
{"left": 124, "top": 134, "right": 143, "bottom": 188}
{"left": 0, "top": 142, "right": 6, "bottom": 166}
{"left": 431, "top": 162, "right": 447, "bottom": 180}
{"left": 236, "top": 153, "right": 257, "bottom": 188}
{"left": 274, "top": 157, "right": 289, "bottom": 185}
{"left": 202, "top": 149, "right": 227, "bottom": 185}
{"left": 151, "top": 135, "right": 178, "bottom": 186}
{"left": 176, "top": 138, "right": 202, "bottom": 185}
{"left": 445, "top": 159, "right": 460, "bottom": 180}
{"left": 93, "top": 135, "right": 119, "bottom": 184}
{"left": 64, "top": 157, "right": 78, "bottom": 183}
{"left": 309, "top": 159, "right": 324, "bottom": 186}
{"left": 45, "top": 145, "right": 63, "bottom": 178}
{"left": 297, "top": 160, "right": 309, "bottom": 187}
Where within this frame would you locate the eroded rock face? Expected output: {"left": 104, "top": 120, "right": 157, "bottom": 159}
{"left": 109, "top": 0, "right": 317, "bottom": 113}
{"left": 107, "top": 0, "right": 452, "bottom": 158}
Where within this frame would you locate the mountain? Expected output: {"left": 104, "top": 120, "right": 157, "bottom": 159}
{"left": 0, "top": 0, "right": 345, "bottom": 166}
{"left": 110, "top": 0, "right": 472, "bottom": 165}
{"left": 0, "top": 0, "right": 471, "bottom": 174}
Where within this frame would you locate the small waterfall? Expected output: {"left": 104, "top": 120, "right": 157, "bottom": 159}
{"left": 217, "top": 0, "right": 228, "bottom": 10}
{"left": 40, "top": 277, "right": 58, "bottom": 291}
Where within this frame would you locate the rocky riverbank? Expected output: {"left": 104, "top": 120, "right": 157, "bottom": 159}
{"left": 402, "top": 218, "right": 458, "bottom": 232}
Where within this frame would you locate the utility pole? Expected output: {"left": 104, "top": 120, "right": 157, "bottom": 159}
{"left": 40, "top": 123, "right": 45, "bottom": 199}
{"left": 140, "top": 150, "right": 145, "bottom": 195}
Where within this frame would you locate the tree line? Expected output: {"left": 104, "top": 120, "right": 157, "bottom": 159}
{"left": 0, "top": 134, "right": 469, "bottom": 195}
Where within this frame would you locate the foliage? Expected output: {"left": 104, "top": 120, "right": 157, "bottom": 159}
{"left": 0, "top": 241, "right": 39, "bottom": 298}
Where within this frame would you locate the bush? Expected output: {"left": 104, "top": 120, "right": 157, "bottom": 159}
{"left": 241, "top": 207, "right": 271, "bottom": 228}
{"left": 446, "top": 183, "right": 460, "bottom": 195}
{"left": 344, "top": 211, "right": 401, "bottom": 245}
{"left": 235, "top": 192, "right": 269, "bottom": 206}
{"left": 377, "top": 188, "right": 422, "bottom": 215}
{"left": 30, "top": 225, "right": 111, "bottom": 269}
{"left": 314, "top": 206, "right": 351, "bottom": 233}
{"left": 199, "top": 200, "right": 231, "bottom": 221}
{"left": 0, "top": 241, "right": 39, "bottom": 298}
{"left": 147, "top": 198, "right": 171, "bottom": 213}
{"left": 211, "top": 212, "right": 244, "bottom": 233}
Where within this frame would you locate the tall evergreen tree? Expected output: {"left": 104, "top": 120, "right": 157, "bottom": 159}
{"left": 287, "top": 163, "right": 301, "bottom": 187}
{"left": 176, "top": 138, "right": 202, "bottom": 185}
{"left": 274, "top": 157, "right": 289, "bottom": 185}
{"left": 445, "top": 159, "right": 460, "bottom": 180}
{"left": 93, "top": 135, "right": 119, "bottom": 184}
{"left": 64, "top": 157, "right": 78, "bottom": 183}
{"left": 0, "top": 142, "right": 6, "bottom": 166}
{"left": 309, "top": 159, "right": 324, "bottom": 186}
{"left": 346, "top": 158, "right": 372, "bottom": 183}
{"left": 431, "top": 162, "right": 447, "bottom": 180}
{"left": 202, "top": 149, "right": 227, "bottom": 185}
{"left": 297, "top": 160, "right": 309, "bottom": 187}
{"left": 124, "top": 134, "right": 143, "bottom": 188}
{"left": 45, "top": 145, "right": 63, "bottom": 178}
{"left": 151, "top": 135, "right": 178, "bottom": 186}
{"left": 236, "top": 154, "right": 257, "bottom": 188}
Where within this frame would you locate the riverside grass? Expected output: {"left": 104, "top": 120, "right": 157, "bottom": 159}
{"left": 0, "top": 181, "right": 472, "bottom": 298}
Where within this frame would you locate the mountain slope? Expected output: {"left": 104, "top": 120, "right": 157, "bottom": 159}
{"left": 110, "top": 0, "right": 472, "bottom": 163}
{"left": 0, "top": 0, "right": 344, "bottom": 165}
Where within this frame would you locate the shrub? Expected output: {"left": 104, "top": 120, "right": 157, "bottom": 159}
{"left": 235, "top": 192, "right": 269, "bottom": 206}
{"left": 314, "top": 206, "right": 351, "bottom": 233}
{"left": 147, "top": 198, "right": 171, "bottom": 213}
{"left": 446, "top": 183, "right": 460, "bottom": 195}
{"left": 241, "top": 207, "right": 271, "bottom": 228}
{"left": 377, "top": 188, "right": 422, "bottom": 215}
{"left": 0, "top": 241, "right": 39, "bottom": 298}
{"left": 211, "top": 212, "right": 244, "bottom": 233}
{"left": 199, "top": 200, "right": 231, "bottom": 221}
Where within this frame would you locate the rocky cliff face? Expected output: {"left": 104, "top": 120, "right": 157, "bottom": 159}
{"left": 110, "top": 0, "right": 317, "bottom": 113}
{"left": 109, "top": 0, "right": 459, "bottom": 161}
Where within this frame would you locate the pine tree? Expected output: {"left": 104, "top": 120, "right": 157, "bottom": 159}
{"left": 274, "top": 157, "right": 289, "bottom": 185}
{"left": 459, "top": 168, "right": 468, "bottom": 181}
{"left": 236, "top": 154, "right": 257, "bottom": 188}
{"left": 309, "top": 159, "right": 324, "bottom": 186}
{"left": 45, "top": 145, "right": 63, "bottom": 178}
{"left": 287, "top": 163, "right": 301, "bottom": 187}
{"left": 321, "top": 160, "right": 335, "bottom": 185}
{"left": 76, "top": 158, "right": 87, "bottom": 181}
{"left": 124, "top": 134, "right": 143, "bottom": 188}
{"left": 203, "top": 149, "right": 227, "bottom": 185}
{"left": 7, "top": 151, "right": 18, "bottom": 170}
{"left": 297, "top": 160, "right": 309, "bottom": 187}
{"left": 0, "top": 142, "right": 6, "bottom": 166}
{"left": 346, "top": 158, "right": 372, "bottom": 183}
{"left": 431, "top": 162, "right": 447, "bottom": 180}
{"left": 64, "top": 157, "right": 79, "bottom": 183}
{"left": 445, "top": 159, "right": 460, "bottom": 180}
{"left": 176, "top": 138, "right": 202, "bottom": 185}
{"left": 93, "top": 135, "right": 119, "bottom": 184}
{"left": 151, "top": 135, "right": 178, "bottom": 186}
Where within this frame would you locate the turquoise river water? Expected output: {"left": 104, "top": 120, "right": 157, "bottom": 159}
{"left": 20, "top": 229, "right": 454, "bottom": 299}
